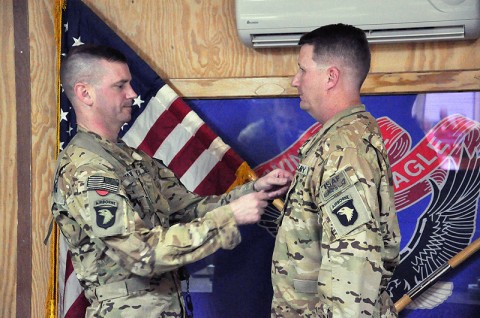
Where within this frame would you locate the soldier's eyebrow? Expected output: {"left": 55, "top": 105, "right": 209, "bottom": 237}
{"left": 110, "top": 79, "right": 131, "bottom": 88}
{"left": 114, "top": 79, "right": 129, "bottom": 85}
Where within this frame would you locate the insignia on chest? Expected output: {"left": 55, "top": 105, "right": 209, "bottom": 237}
{"left": 297, "top": 164, "right": 310, "bottom": 176}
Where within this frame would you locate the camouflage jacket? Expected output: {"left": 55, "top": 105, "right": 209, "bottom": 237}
{"left": 51, "top": 127, "right": 254, "bottom": 318}
{"left": 271, "top": 105, "right": 401, "bottom": 317}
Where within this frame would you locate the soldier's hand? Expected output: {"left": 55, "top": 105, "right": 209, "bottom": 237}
{"left": 230, "top": 191, "right": 270, "bottom": 225}
{"left": 254, "top": 169, "right": 293, "bottom": 199}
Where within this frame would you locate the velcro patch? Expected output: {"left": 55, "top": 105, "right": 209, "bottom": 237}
{"left": 87, "top": 189, "right": 127, "bottom": 237}
{"left": 324, "top": 190, "right": 370, "bottom": 238}
{"left": 297, "top": 164, "right": 310, "bottom": 176}
{"left": 320, "top": 170, "right": 352, "bottom": 202}
{"left": 94, "top": 199, "right": 118, "bottom": 229}
{"left": 87, "top": 176, "right": 119, "bottom": 195}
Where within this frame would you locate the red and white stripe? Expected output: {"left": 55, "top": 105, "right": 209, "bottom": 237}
{"left": 122, "top": 84, "right": 243, "bottom": 195}
{"left": 59, "top": 235, "right": 89, "bottom": 318}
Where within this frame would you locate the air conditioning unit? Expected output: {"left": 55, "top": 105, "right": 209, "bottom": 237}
{"left": 235, "top": 0, "right": 480, "bottom": 48}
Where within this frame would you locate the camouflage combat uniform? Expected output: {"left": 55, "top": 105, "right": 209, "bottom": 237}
{"left": 51, "top": 127, "right": 255, "bottom": 317}
{"left": 271, "top": 105, "right": 401, "bottom": 317}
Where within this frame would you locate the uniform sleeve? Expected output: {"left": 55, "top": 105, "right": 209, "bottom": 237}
{"left": 150, "top": 157, "right": 256, "bottom": 223}
{"left": 58, "top": 161, "right": 243, "bottom": 278}
{"left": 316, "top": 146, "right": 400, "bottom": 316}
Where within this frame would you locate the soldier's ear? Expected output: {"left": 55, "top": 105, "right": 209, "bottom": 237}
{"left": 326, "top": 67, "right": 339, "bottom": 89}
{"left": 73, "top": 82, "right": 94, "bottom": 106}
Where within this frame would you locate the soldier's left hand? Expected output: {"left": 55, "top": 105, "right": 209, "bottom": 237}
{"left": 254, "top": 169, "right": 293, "bottom": 199}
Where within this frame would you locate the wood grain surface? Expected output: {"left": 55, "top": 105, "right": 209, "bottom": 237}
{"left": 1, "top": 0, "right": 18, "bottom": 317}
{"left": 28, "top": 0, "right": 58, "bottom": 316}
{"left": 83, "top": 0, "right": 480, "bottom": 86}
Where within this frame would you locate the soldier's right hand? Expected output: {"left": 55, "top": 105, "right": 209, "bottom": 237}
{"left": 230, "top": 191, "right": 270, "bottom": 225}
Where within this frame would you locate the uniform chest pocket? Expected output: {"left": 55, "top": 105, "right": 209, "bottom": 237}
{"left": 123, "top": 162, "right": 170, "bottom": 227}
{"left": 294, "top": 163, "right": 320, "bottom": 214}
{"left": 124, "top": 163, "right": 155, "bottom": 204}
{"left": 81, "top": 175, "right": 133, "bottom": 238}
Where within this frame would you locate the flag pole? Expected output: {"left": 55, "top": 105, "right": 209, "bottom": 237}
{"left": 54, "top": 0, "right": 66, "bottom": 160}
{"left": 45, "top": 1, "right": 66, "bottom": 318}
{"left": 45, "top": 224, "right": 59, "bottom": 318}
{"left": 394, "top": 237, "right": 480, "bottom": 312}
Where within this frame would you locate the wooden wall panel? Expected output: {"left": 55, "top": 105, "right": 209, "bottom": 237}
{"left": 29, "top": 0, "right": 58, "bottom": 316}
{"left": 370, "top": 40, "right": 480, "bottom": 73}
{"left": 170, "top": 69, "right": 480, "bottom": 98}
{"left": 82, "top": 0, "right": 480, "bottom": 97}
{"left": 0, "top": 1, "right": 17, "bottom": 317}
{"left": 82, "top": 0, "right": 300, "bottom": 79}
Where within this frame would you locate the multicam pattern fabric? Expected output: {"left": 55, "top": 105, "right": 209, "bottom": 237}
{"left": 52, "top": 127, "right": 254, "bottom": 318}
{"left": 271, "top": 105, "right": 401, "bottom": 317}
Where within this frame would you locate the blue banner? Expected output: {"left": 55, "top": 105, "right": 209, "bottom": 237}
{"left": 186, "top": 93, "right": 480, "bottom": 318}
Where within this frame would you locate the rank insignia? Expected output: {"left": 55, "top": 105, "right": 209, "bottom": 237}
{"left": 297, "top": 164, "right": 311, "bottom": 176}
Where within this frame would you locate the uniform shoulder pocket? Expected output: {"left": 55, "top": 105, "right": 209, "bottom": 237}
{"left": 320, "top": 168, "right": 371, "bottom": 239}
{"left": 84, "top": 175, "right": 131, "bottom": 238}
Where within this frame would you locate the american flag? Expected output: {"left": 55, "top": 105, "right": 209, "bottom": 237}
{"left": 55, "top": 0, "right": 249, "bottom": 316}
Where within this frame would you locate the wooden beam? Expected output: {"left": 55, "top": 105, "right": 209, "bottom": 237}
{"left": 169, "top": 69, "right": 480, "bottom": 98}
{"left": 13, "top": 0, "right": 32, "bottom": 316}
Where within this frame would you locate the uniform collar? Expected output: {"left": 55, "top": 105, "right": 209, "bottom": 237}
{"left": 75, "top": 126, "right": 134, "bottom": 164}
{"left": 320, "top": 104, "right": 366, "bottom": 135}
{"left": 76, "top": 126, "right": 126, "bottom": 148}
{"left": 299, "top": 105, "right": 366, "bottom": 156}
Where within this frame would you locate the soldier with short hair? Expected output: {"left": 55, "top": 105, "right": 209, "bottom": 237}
{"left": 270, "top": 24, "right": 401, "bottom": 317}
{"left": 52, "top": 44, "right": 292, "bottom": 318}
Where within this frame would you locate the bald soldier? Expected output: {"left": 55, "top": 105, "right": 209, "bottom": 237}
{"left": 270, "top": 24, "right": 401, "bottom": 317}
{"left": 51, "top": 45, "right": 292, "bottom": 318}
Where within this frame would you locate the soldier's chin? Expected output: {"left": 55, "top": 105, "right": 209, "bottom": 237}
{"left": 124, "top": 108, "right": 132, "bottom": 119}
{"left": 299, "top": 100, "right": 309, "bottom": 110}
{"left": 122, "top": 114, "right": 132, "bottom": 124}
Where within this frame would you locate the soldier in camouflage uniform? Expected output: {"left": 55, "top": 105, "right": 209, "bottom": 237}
{"left": 271, "top": 24, "right": 401, "bottom": 317}
{"left": 51, "top": 45, "right": 292, "bottom": 318}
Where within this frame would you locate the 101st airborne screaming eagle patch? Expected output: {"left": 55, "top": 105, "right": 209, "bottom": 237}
{"left": 94, "top": 199, "right": 118, "bottom": 229}
{"left": 319, "top": 169, "right": 371, "bottom": 238}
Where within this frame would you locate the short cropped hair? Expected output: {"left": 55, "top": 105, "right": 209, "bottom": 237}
{"left": 299, "top": 24, "right": 371, "bottom": 89}
{"left": 60, "top": 45, "right": 128, "bottom": 100}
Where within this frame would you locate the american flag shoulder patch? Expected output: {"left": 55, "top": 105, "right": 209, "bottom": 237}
{"left": 87, "top": 176, "right": 120, "bottom": 193}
